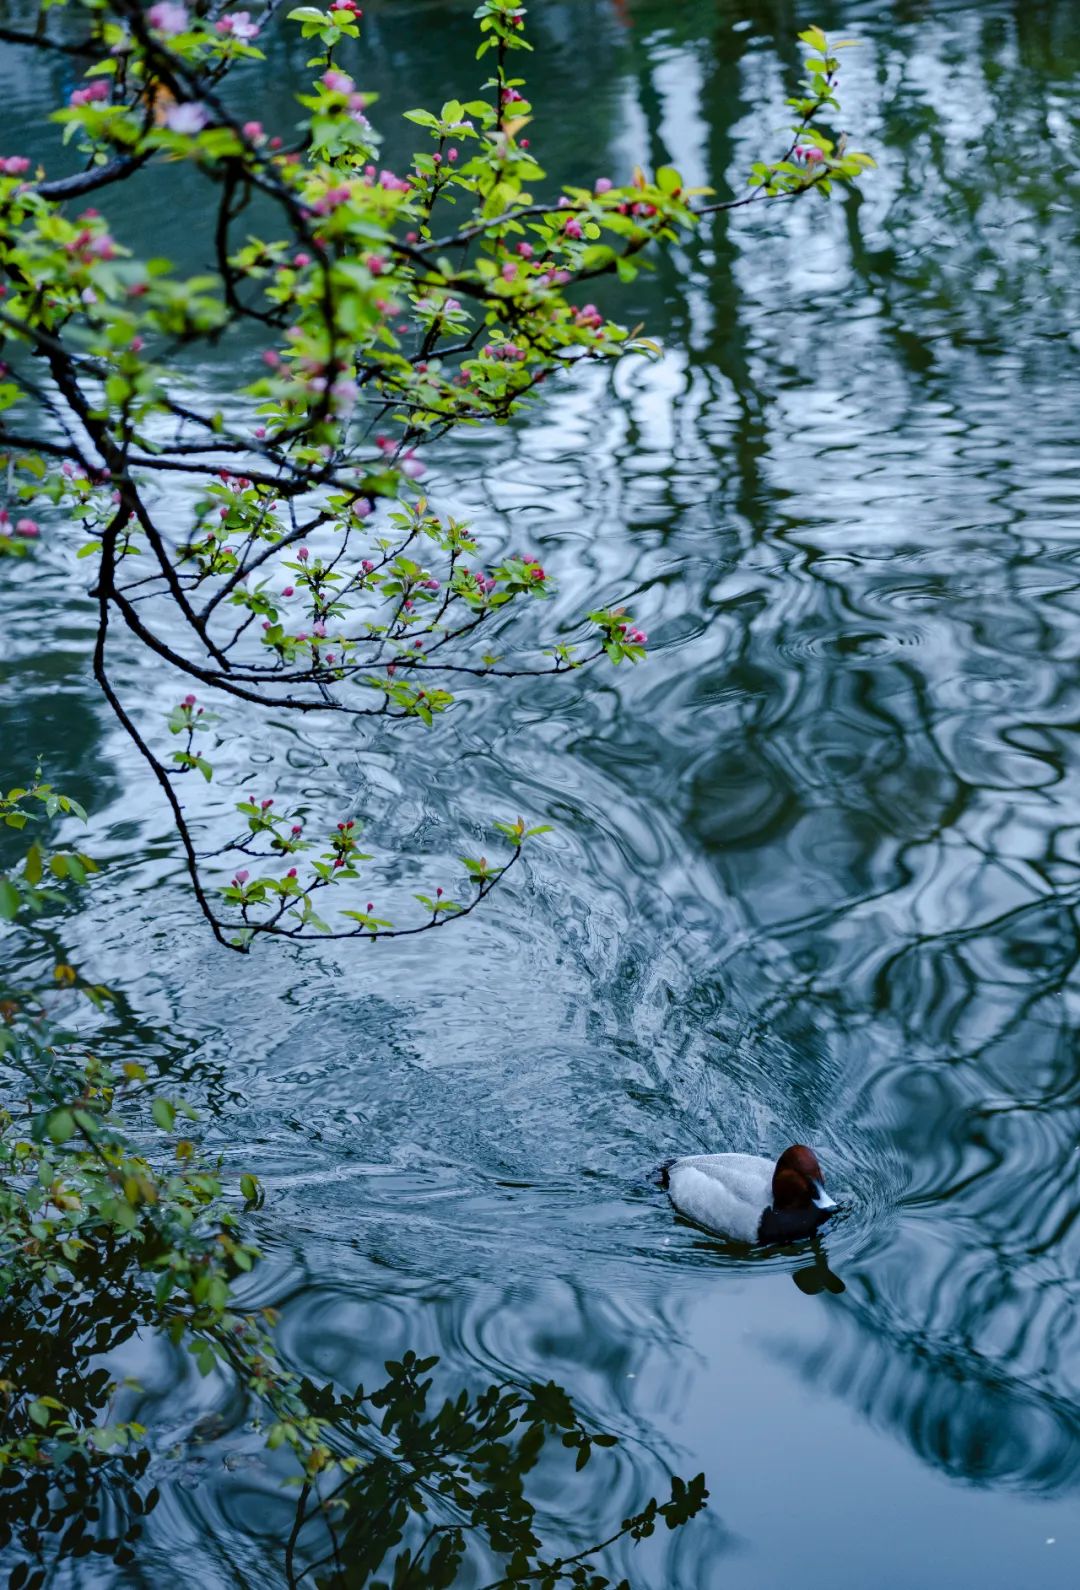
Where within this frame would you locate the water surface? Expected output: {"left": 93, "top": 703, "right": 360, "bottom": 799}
{"left": 4, "top": 0, "right": 1080, "bottom": 1583}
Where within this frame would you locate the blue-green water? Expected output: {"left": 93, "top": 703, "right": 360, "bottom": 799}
{"left": 4, "top": 0, "right": 1080, "bottom": 1583}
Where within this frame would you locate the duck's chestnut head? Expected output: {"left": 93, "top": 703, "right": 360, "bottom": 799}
{"left": 758, "top": 1145, "right": 838, "bottom": 1244}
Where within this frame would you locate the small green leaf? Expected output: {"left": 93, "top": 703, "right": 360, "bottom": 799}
{"left": 151, "top": 1098, "right": 176, "bottom": 1132}
{"left": 47, "top": 1109, "right": 76, "bottom": 1144}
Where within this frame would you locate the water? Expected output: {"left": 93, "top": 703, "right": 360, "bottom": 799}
{"left": 4, "top": 0, "right": 1080, "bottom": 1582}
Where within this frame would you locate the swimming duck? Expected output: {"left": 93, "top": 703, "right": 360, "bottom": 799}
{"left": 665, "top": 1144, "right": 837, "bottom": 1244}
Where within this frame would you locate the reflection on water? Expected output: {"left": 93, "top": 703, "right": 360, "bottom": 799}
{"left": 4, "top": 0, "right": 1080, "bottom": 1583}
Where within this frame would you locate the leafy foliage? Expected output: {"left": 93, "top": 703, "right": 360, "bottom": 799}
{"left": 0, "top": 2, "right": 871, "bottom": 951}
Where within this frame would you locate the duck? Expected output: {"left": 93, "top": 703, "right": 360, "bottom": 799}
{"left": 664, "top": 1144, "right": 838, "bottom": 1244}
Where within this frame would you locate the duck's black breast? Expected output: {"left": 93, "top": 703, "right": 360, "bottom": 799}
{"left": 757, "top": 1205, "right": 832, "bottom": 1245}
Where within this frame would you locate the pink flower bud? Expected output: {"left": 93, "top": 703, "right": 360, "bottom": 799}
{"left": 14, "top": 518, "right": 40, "bottom": 538}
{"left": 594, "top": 177, "right": 613, "bottom": 193}
{"left": 297, "top": 546, "right": 309, "bottom": 561}
{"left": 183, "top": 693, "right": 197, "bottom": 706}
{"left": 234, "top": 870, "right": 249, "bottom": 884}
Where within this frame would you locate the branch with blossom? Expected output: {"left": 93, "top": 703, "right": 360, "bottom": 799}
{"left": 0, "top": 3, "right": 873, "bottom": 950}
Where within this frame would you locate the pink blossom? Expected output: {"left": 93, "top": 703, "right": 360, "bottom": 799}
{"left": 14, "top": 518, "right": 40, "bottom": 538}
{"left": 362, "top": 559, "right": 375, "bottom": 572}
{"left": 287, "top": 867, "right": 298, "bottom": 878}
{"left": 448, "top": 147, "right": 458, "bottom": 162}
{"left": 313, "top": 622, "right": 327, "bottom": 638}
{"left": 804, "top": 147, "right": 825, "bottom": 164}
{"left": 366, "top": 254, "right": 387, "bottom": 275}
{"left": 282, "top": 585, "right": 295, "bottom": 597}
{"left": 294, "top": 251, "right": 311, "bottom": 267}
{"left": 233, "top": 870, "right": 249, "bottom": 885}
{"left": 292, "top": 824, "right": 303, "bottom": 836}
{"left": 242, "top": 120, "right": 264, "bottom": 142}
{"left": 564, "top": 217, "right": 584, "bottom": 240}
{"left": 297, "top": 547, "right": 309, "bottom": 562}
{"left": 164, "top": 102, "right": 209, "bottom": 135}
{"left": 594, "top": 177, "right": 613, "bottom": 194}
{"left": 312, "top": 183, "right": 351, "bottom": 214}
{"left": 501, "top": 262, "right": 517, "bottom": 281}
{"left": 183, "top": 693, "right": 196, "bottom": 706}
{"left": 148, "top": 2, "right": 189, "bottom": 34}
{"left": 321, "top": 69, "right": 354, "bottom": 94}
{"left": 216, "top": 11, "right": 260, "bottom": 39}
{"left": 70, "top": 81, "right": 109, "bottom": 108}
{"left": 516, "top": 241, "right": 534, "bottom": 259}
{"left": 263, "top": 348, "right": 281, "bottom": 369}
{"left": 0, "top": 157, "right": 30, "bottom": 176}
{"left": 330, "top": 0, "right": 361, "bottom": 11}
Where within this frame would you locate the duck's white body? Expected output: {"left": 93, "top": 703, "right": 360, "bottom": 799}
{"left": 667, "top": 1152, "right": 775, "bottom": 1243}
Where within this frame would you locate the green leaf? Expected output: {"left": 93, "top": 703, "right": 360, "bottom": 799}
{"left": 24, "top": 841, "right": 43, "bottom": 886}
{"left": 47, "top": 1109, "right": 76, "bottom": 1144}
{"left": 0, "top": 877, "right": 20, "bottom": 920}
{"left": 151, "top": 1098, "right": 176, "bottom": 1132}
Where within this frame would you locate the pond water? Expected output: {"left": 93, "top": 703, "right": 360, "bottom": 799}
{"left": 4, "top": 0, "right": 1080, "bottom": 1583}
